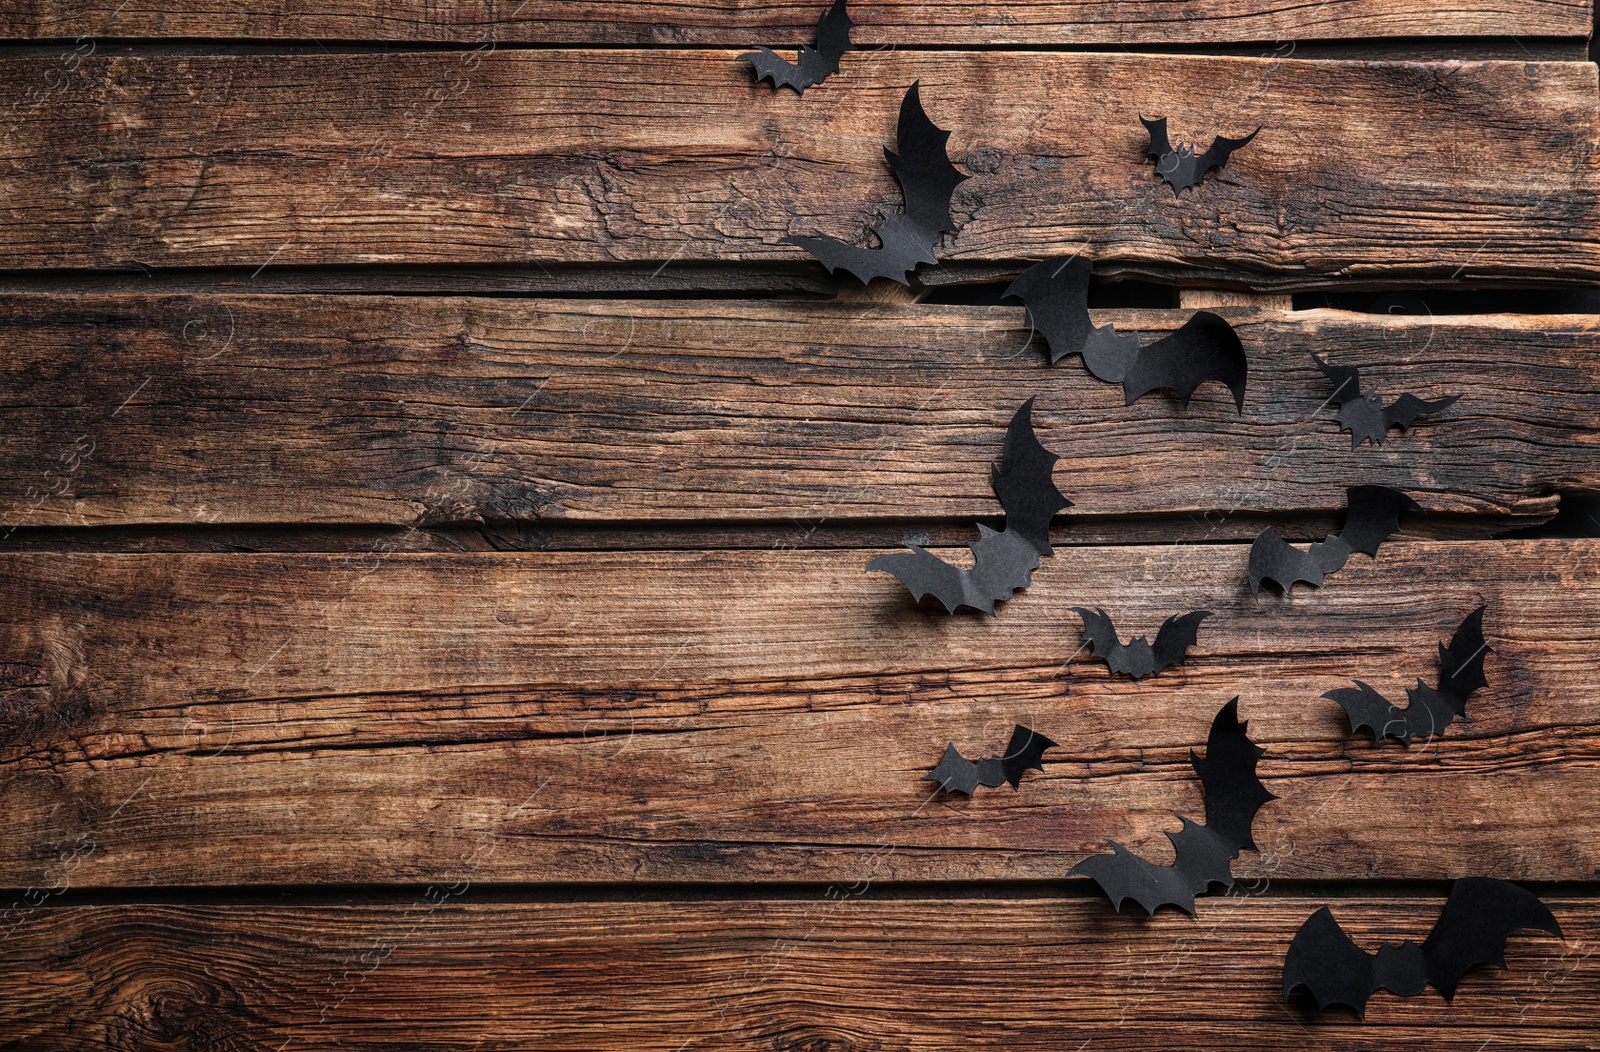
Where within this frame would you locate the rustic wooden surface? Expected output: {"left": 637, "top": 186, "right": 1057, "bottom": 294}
{"left": 0, "top": 297, "right": 1594, "bottom": 529}
{"left": 1, "top": 899, "right": 1593, "bottom": 1051}
{"left": 0, "top": 52, "right": 1597, "bottom": 285}
{"left": 1, "top": 541, "right": 1594, "bottom": 887}
{"left": 2, "top": 3, "right": 1597, "bottom": 1046}
{"left": 0, "top": 0, "right": 1590, "bottom": 45}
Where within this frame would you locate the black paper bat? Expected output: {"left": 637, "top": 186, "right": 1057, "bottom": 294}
{"left": 739, "top": 0, "right": 855, "bottom": 94}
{"left": 1071, "top": 608, "right": 1212, "bottom": 680}
{"left": 1249, "top": 485, "right": 1419, "bottom": 600}
{"left": 783, "top": 82, "right": 969, "bottom": 286}
{"left": 923, "top": 724, "right": 1058, "bottom": 795}
{"left": 1283, "top": 877, "right": 1563, "bottom": 1016}
{"left": 1323, "top": 605, "right": 1489, "bottom": 745}
{"left": 1313, "top": 354, "right": 1461, "bottom": 449}
{"left": 868, "top": 397, "right": 1070, "bottom": 615}
{"left": 1001, "top": 257, "right": 1248, "bottom": 410}
{"left": 1141, "top": 116, "right": 1260, "bottom": 195}
{"left": 1070, "top": 698, "right": 1276, "bottom": 916}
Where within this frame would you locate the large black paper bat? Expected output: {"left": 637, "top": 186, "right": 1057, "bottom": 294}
{"left": 1313, "top": 354, "right": 1460, "bottom": 449}
{"left": 1284, "top": 877, "right": 1563, "bottom": 1016}
{"left": 1141, "top": 116, "right": 1260, "bottom": 195}
{"left": 1002, "top": 256, "right": 1247, "bottom": 410}
{"left": 923, "top": 724, "right": 1058, "bottom": 795}
{"left": 1324, "top": 605, "right": 1489, "bottom": 745}
{"left": 868, "top": 397, "right": 1070, "bottom": 615}
{"left": 739, "top": 0, "right": 855, "bottom": 94}
{"left": 1071, "top": 698, "right": 1276, "bottom": 916}
{"left": 783, "top": 82, "right": 969, "bottom": 286}
{"left": 1249, "top": 485, "right": 1419, "bottom": 600}
{"left": 1071, "top": 608, "right": 1212, "bottom": 680}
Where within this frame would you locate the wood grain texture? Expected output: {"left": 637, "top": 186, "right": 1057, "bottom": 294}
{"left": 0, "top": 541, "right": 1595, "bottom": 887}
{"left": 0, "top": 0, "right": 1590, "bottom": 45}
{"left": 1, "top": 898, "right": 1594, "bottom": 1050}
{"left": 1, "top": 297, "right": 1595, "bottom": 530}
{"left": 1, "top": 52, "right": 1596, "bottom": 283}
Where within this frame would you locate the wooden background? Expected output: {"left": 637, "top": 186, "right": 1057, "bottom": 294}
{"left": 1, "top": 2, "right": 1598, "bottom": 1049}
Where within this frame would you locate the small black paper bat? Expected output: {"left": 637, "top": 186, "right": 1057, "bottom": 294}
{"left": 1071, "top": 608, "right": 1212, "bottom": 680}
{"left": 1324, "top": 605, "right": 1489, "bottom": 745}
{"left": 868, "top": 397, "right": 1070, "bottom": 615}
{"left": 1248, "top": 485, "right": 1419, "bottom": 600}
{"left": 739, "top": 0, "right": 855, "bottom": 94}
{"left": 923, "top": 724, "right": 1058, "bottom": 795}
{"left": 1071, "top": 698, "right": 1276, "bottom": 916}
{"left": 1283, "top": 877, "right": 1563, "bottom": 1016}
{"left": 1141, "top": 116, "right": 1260, "bottom": 195}
{"left": 1313, "top": 354, "right": 1460, "bottom": 449}
{"left": 1002, "top": 256, "right": 1248, "bottom": 410}
{"left": 783, "top": 82, "right": 969, "bottom": 286}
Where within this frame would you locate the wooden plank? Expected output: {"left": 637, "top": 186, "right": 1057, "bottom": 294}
{"left": 0, "top": 0, "right": 1590, "bottom": 46}
{"left": 0, "top": 541, "right": 1595, "bottom": 887}
{"left": 1, "top": 898, "right": 1594, "bottom": 1049}
{"left": 1, "top": 297, "right": 1595, "bottom": 531}
{"left": 1, "top": 53, "right": 1596, "bottom": 283}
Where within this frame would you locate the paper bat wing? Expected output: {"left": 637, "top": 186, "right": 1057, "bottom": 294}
{"left": 1197, "top": 127, "right": 1261, "bottom": 177}
{"left": 1384, "top": 392, "right": 1460, "bottom": 434}
{"left": 1150, "top": 610, "right": 1212, "bottom": 674}
{"left": 1003, "top": 256, "right": 1142, "bottom": 379}
{"left": 1325, "top": 680, "right": 1413, "bottom": 744}
{"left": 867, "top": 529, "right": 1040, "bottom": 616}
{"left": 810, "top": 0, "right": 856, "bottom": 76}
{"left": 1421, "top": 877, "right": 1563, "bottom": 1000}
{"left": 1122, "top": 312, "right": 1248, "bottom": 412}
{"left": 991, "top": 395, "right": 1070, "bottom": 553}
{"left": 738, "top": 47, "right": 809, "bottom": 92}
{"left": 783, "top": 218, "right": 939, "bottom": 285}
{"left": 1248, "top": 527, "right": 1327, "bottom": 598}
{"left": 1192, "top": 698, "right": 1276, "bottom": 852}
{"left": 1283, "top": 906, "right": 1399, "bottom": 1016}
{"left": 1436, "top": 604, "right": 1490, "bottom": 701}
{"left": 1338, "top": 485, "right": 1419, "bottom": 558}
{"left": 999, "top": 724, "right": 1058, "bottom": 787}
{"left": 886, "top": 81, "right": 969, "bottom": 237}
{"left": 1139, "top": 116, "right": 1172, "bottom": 161}
{"left": 739, "top": 0, "right": 854, "bottom": 93}
{"left": 1312, "top": 354, "right": 1363, "bottom": 405}
{"left": 923, "top": 743, "right": 981, "bottom": 795}
{"left": 1070, "top": 606, "right": 1124, "bottom": 663}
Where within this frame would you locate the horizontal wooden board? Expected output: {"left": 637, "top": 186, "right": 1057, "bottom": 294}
{"left": 0, "top": 297, "right": 1595, "bottom": 530}
{"left": 0, "top": 52, "right": 1596, "bottom": 283}
{"left": 0, "top": 0, "right": 1589, "bottom": 45}
{"left": 1, "top": 541, "right": 1595, "bottom": 887}
{"left": 1, "top": 898, "right": 1594, "bottom": 1049}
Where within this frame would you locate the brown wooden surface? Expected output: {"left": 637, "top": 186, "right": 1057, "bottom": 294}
{"left": 1, "top": 898, "right": 1593, "bottom": 1050}
{"left": 0, "top": 52, "right": 1596, "bottom": 285}
{"left": 1, "top": 541, "right": 1595, "bottom": 887}
{"left": 0, "top": 0, "right": 1589, "bottom": 45}
{"left": 0, "top": 297, "right": 1594, "bottom": 530}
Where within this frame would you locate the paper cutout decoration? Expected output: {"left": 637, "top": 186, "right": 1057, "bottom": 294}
{"left": 1141, "top": 116, "right": 1260, "bottom": 195}
{"left": 1002, "top": 256, "right": 1248, "bottom": 411}
{"left": 1002, "top": 256, "right": 1141, "bottom": 378}
{"left": 1313, "top": 355, "right": 1460, "bottom": 449}
{"left": 1248, "top": 485, "right": 1419, "bottom": 600}
{"left": 1071, "top": 608, "right": 1212, "bottom": 680}
{"left": 740, "top": 0, "right": 855, "bottom": 94}
{"left": 923, "top": 725, "right": 1058, "bottom": 795}
{"left": 1324, "top": 605, "right": 1489, "bottom": 745}
{"left": 1071, "top": 698, "right": 1276, "bottom": 916}
{"left": 784, "top": 82, "right": 969, "bottom": 286}
{"left": 868, "top": 397, "right": 1070, "bottom": 615}
{"left": 1283, "top": 878, "right": 1563, "bottom": 1017}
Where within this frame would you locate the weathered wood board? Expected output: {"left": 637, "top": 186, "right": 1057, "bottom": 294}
{"left": 1, "top": 541, "right": 1594, "bottom": 887}
{"left": 0, "top": 0, "right": 1590, "bottom": 45}
{"left": 1, "top": 298, "right": 1594, "bottom": 530}
{"left": 0, "top": 53, "right": 1596, "bottom": 284}
{"left": 1, "top": 899, "right": 1593, "bottom": 1050}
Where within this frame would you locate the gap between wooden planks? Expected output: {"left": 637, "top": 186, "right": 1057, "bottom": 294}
{"left": 0, "top": 541, "right": 1594, "bottom": 887}
{"left": 0, "top": 297, "right": 1594, "bottom": 530}
{"left": 0, "top": 898, "right": 1594, "bottom": 1050}
{"left": 0, "top": 52, "right": 1595, "bottom": 282}
{"left": 0, "top": 0, "right": 1588, "bottom": 45}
